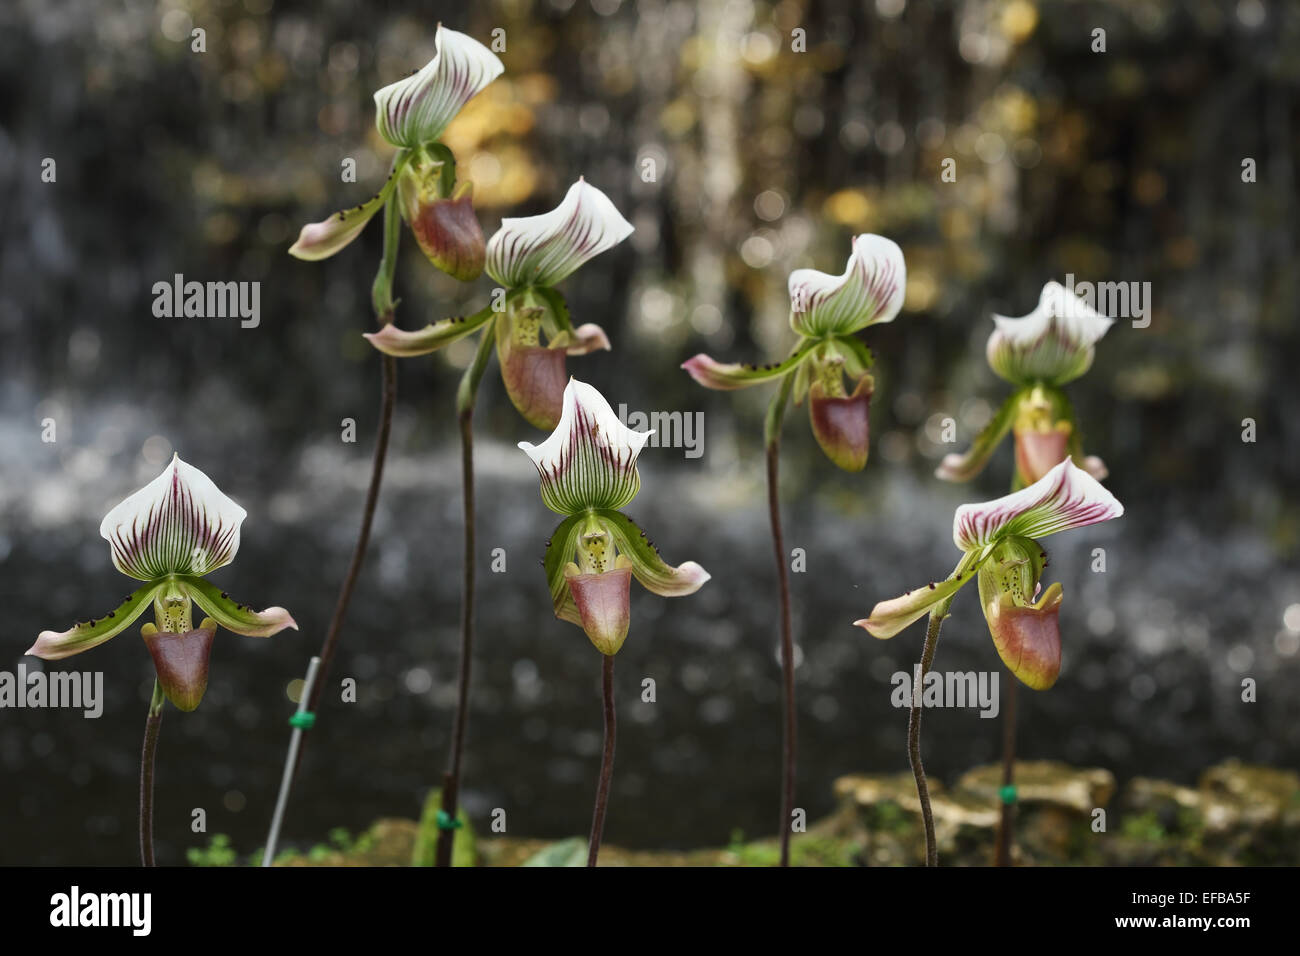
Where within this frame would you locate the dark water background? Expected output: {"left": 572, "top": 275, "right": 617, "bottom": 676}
{"left": 1, "top": 0, "right": 1298, "bottom": 864}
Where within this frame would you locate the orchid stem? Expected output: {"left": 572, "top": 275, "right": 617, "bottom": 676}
{"left": 587, "top": 653, "right": 616, "bottom": 867}
{"left": 281, "top": 194, "right": 402, "bottom": 803}
{"left": 995, "top": 668, "right": 1018, "bottom": 866}
{"left": 139, "top": 679, "right": 164, "bottom": 867}
{"left": 909, "top": 601, "right": 951, "bottom": 867}
{"left": 435, "top": 323, "right": 497, "bottom": 867}
{"left": 764, "top": 374, "right": 796, "bottom": 867}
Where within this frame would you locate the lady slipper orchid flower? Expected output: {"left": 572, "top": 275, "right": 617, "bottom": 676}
{"left": 27, "top": 455, "right": 297, "bottom": 712}
{"left": 518, "top": 379, "right": 709, "bottom": 654}
{"left": 856, "top": 458, "right": 1123, "bottom": 690}
{"left": 367, "top": 180, "right": 634, "bottom": 429}
{"left": 682, "top": 234, "right": 905, "bottom": 471}
{"left": 288, "top": 25, "right": 503, "bottom": 280}
{"left": 937, "top": 281, "right": 1115, "bottom": 487}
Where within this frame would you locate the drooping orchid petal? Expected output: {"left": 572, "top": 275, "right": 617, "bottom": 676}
{"left": 854, "top": 567, "right": 973, "bottom": 640}
{"left": 26, "top": 582, "right": 165, "bottom": 661}
{"left": 364, "top": 305, "right": 496, "bottom": 358}
{"left": 595, "top": 510, "right": 711, "bottom": 598}
{"left": 177, "top": 576, "right": 298, "bottom": 638}
{"left": 952, "top": 458, "right": 1123, "bottom": 554}
{"left": 373, "top": 25, "right": 504, "bottom": 149}
{"left": 518, "top": 379, "right": 652, "bottom": 514}
{"left": 141, "top": 620, "right": 218, "bottom": 712}
{"left": 788, "top": 234, "right": 906, "bottom": 338}
{"left": 935, "top": 389, "right": 1021, "bottom": 482}
{"left": 987, "top": 281, "right": 1115, "bottom": 386}
{"left": 681, "top": 340, "right": 817, "bottom": 391}
{"left": 485, "top": 179, "right": 634, "bottom": 289}
{"left": 288, "top": 188, "right": 391, "bottom": 262}
{"left": 100, "top": 455, "right": 246, "bottom": 581}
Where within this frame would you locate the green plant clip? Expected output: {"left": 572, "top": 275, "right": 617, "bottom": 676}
{"left": 999, "top": 784, "right": 1018, "bottom": 805}
{"left": 435, "top": 810, "right": 463, "bottom": 831}
{"left": 289, "top": 711, "right": 316, "bottom": 730}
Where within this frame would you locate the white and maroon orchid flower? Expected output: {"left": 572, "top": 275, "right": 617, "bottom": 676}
{"left": 372, "top": 24, "right": 504, "bottom": 149}
{"left": 938, "top": 281, "right": 1115, "bottom": 487}
{"left": 683, "top": 234, "right": 905, "bottom": 471}
{"left": 856, "top": 459, "right": 1122, "bottom": 690}
{"left": 289, "top": 25, "right": 503, "bottom": 280}
{"left": 518, "top": 380, "right": 709, "bottom": 654}
{"left": 368, "top": 180, "right": 633, "bottom": 429}
{"left": 28, "top": 455, "right": 296, "bottom": 711}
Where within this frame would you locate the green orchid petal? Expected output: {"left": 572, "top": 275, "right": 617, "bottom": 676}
{"left": 289, "top": 182, "right": 395, "bottom": 262}
{"left": 681, "top": 339, "right": 817, "bottom": 391}
{"left": 854, "top": 561, "right": 978, "bottom": 640}
{"left": 27, "top": 581, "right": 165, "bottom": 660}
{"left": 531, "top": 286, "right": 573, "bottom": 337}
{"left": 593, "top": 509, "right": 711, "bottom": 598}
{"left": 827, "top": 335, "right": 875, "bottom": 379}
{"left": 176, "top": 575, "right": 297, "bottom": 638}
{"left": 364, "top": 305, "right": 496, "bottom": 357}
{"left": 544, "top": 514, "right": 587, "bottom": 627}
{"left": 934, "top": 388, "right": 1024, "bottom": 482}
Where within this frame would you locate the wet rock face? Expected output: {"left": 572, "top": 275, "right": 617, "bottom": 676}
{"left": 832, "top": 760, "right": 1299, "bottom": 867}
{"left": 834, "top": 762, "right": 1115, "bottom": 865}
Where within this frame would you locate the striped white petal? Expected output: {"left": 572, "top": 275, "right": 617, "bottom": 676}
{"left": 518, "top": 379, "right": 652, "bottom": 515}
{"left": 486, "top": 179, "right": 634, "bottom": 289}
{"left": 99, "top": 454, "right": 246, "bottom": 580}
{"left": 987, "top": 281, "right": 1115, "bottom": 385}
{"left": 373, "top": 25, "right": 504, "bottom": 148}
{"left": 953, "top": 458, "right": 1123, "bottom": 553}
{"left": 788, "top": 234, "right": 905, "bottom": 337}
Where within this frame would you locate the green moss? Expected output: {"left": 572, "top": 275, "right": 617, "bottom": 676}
{"left": 186, "top": 833, "right": 238, "bottom": 867}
